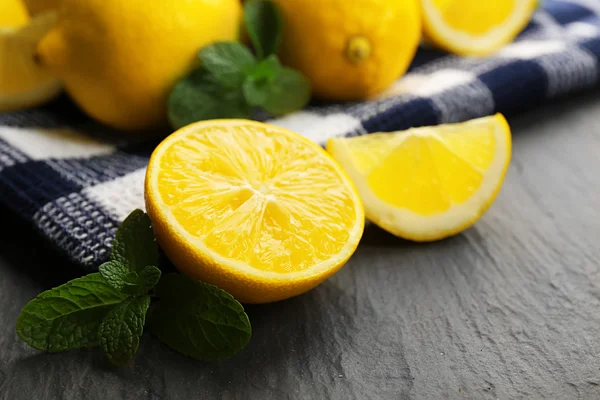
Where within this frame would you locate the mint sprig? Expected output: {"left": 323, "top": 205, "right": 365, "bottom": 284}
{"left": 16, "top": 209, "right": 252, "bottom": 364}
{"left": 168, "top": 67, "right": 252, "bottom": 128}
{"left": 167, "top": 0, "right": 311, "bottom": 129}
{"left": 244, "top": 59, "right": 311, "bottom": 115}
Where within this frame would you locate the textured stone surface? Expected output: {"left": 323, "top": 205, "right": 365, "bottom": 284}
{"left": 1, "top": 91, "right": 600, "bottom": 399}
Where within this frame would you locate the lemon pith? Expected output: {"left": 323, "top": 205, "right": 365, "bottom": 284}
{"left": 145, "top": 120, "right": 364, "bottom": 304}
{"left": 327, "top": 114, "right": 512, "bottom": 241}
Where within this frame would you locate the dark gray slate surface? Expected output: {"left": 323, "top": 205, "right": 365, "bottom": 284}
{"left": 1, "top": 91, "right": 600, "bottom": 400}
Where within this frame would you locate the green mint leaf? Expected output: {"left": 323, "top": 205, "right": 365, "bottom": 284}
{"left": 151, "top": 274, "right": 251, "bottom": 361}
{"left": 110, "top": 209, "right": 158, "bottom": 272}
{"left": 199, "top": 42, "right": 256, "bottom": 88}
{"left": 244, "top": 66, "right": 311, "bottom": 115}
{"left": 16, "top": 273, "right": 128, "bottom": 352}
{"left": 139, "top": 265, "right": 162, "bottom": 293}
{"left": 168, "top": 68, "right": 252, "bottom": 129}
{"left": 98, "top": 296, "right": 151, "bottom": 365}
{"left": 243, "top": 78, "right": 270, "bottom": 110}
{"left": 244, "top": 0, "right": 283, "bottom": 59}
{"left": 99, "top": 261, "right": 136, "bottom": 292}
{"left": 248, "top": 54, "right": 281, "bottom": 79}
{"left": 242, "top": 55, "right": 282, "bottom": 108}
{"left": 99, "top": 261, "right": 161, "bottom": 295}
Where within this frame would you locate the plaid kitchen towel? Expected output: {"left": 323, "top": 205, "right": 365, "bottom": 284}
{"left": 0, "top": 0, "right": 599, "bottom": 270}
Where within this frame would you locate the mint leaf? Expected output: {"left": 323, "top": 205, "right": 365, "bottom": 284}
{"left": 242, "top": 55, "right": 281, "bottom": 108}
{"left": 199, "top": 42, "right": 256, "bottom": 88}
{"left": 99, "top": 261, "right": 161, "bottom": 295}
{"left": 111, "top": 209, "right": 158, "bottom": 272}
{"left": 98, "top": 296, "right": 151, "bottom": 365}
{"left": 244, "top": 0, "right": 283, "bottom": 59}
{"left": 168, "top": 68, "right": 252, "bottom": 129}
{"left": 244, "top": 66, "right": 311, "bottom": 115}
{"left": 248, "top": 55, "right": 281, "bottom": 79}
{"left": 139, "top": 266, "right": 162, "bottom": 293}
{"left": 99, "top": 261, "right": 134, "bottom": 292}
{"left": 16, "top": 273, "right": 128, "bottom": 352}
{"left": 151, "top": 274, "right": 251, "bottom": 360}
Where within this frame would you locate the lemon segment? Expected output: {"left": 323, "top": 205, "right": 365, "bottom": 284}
{"left": 421, "top": 0, "right": 537, "bottom": 56}
{"left": 0, "top": 12, "right": 62, "bottom": 111}
{"left": 145, "top": 120, "right": 364, "bottom": 304}
{"left": 327, "top": 114, "right": 512, "bottom": 241}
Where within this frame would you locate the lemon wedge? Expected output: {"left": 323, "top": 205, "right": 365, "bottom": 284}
{"left": 145, "top": 120, "right": 364, "bottom": 304}
{"left": 327, "top": 114, "right": 512, "bottom": 241}
{"left": 421, "top": 0, "right": 537, "bottom": 56}
{"left": 0, "top": 11, "right": 62, "bottom": 112}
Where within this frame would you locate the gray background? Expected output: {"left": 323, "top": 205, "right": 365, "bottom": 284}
{"left": 1, "top": 91, "right": 599, "bottom": 399}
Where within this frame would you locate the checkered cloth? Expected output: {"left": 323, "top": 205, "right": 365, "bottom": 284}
{"left": 1, "top": 0, "right": 599, "bottom": 270}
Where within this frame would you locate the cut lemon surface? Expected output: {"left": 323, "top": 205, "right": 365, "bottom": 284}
{"left": 421, "top": 0, "right": 537, "bottom": 56}
{"left": 327, "top": 114, "right": 511, "bottom": 241}
{"left": 145, "top": 120, "right": 364, "bottom": 304}
{"left": 0, "top": 11, "right": 62, "bottom": 111}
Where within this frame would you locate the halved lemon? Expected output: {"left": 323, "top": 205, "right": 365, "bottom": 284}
{"left": 0, "top": 11, "right": 62, "bottom": 112}
{"left": 327, "top": 114, "right": 511, "bottom": 241}
{"left": 145, "top": 120, "right": 364, "bottom": 304}
{"left": 421, "top": 0, "right": 538, "bottom": 56}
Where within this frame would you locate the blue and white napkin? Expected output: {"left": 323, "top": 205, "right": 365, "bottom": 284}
{"left": 0, "top": 0, "right": 598, "bottom": 270}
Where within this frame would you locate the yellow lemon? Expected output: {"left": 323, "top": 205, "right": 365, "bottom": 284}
{"left": 0, "top": 11, "right": 62, "bottom": 112}
{"left": 272, "top": 0, "right": 421, "bottom": 101}
{"left": 1, "top": 0, "right": 30, "bottom": 28}
{"left": 23, "top": 0, "right": 60, "bottom": 16}
{"left": 37, "top": 0, "right": 241, "bottom": 131}
{"left": 145, "top": 120, "right": 364, "bottom": 304}
{"left": 422, "top": 0, "right": 538, "bottom": 56}
{"left": 327, "top": 114, "right": 512, "bottom": 241}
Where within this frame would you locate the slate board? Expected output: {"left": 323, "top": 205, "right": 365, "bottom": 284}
{"left": 1, "top": 90, "right": 599, "bottom": 400}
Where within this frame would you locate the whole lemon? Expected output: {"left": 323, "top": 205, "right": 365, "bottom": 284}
{"left": 272, "top": 0, "right": 421, "bottom": 101}
{"left": 37, "top": 0, "right": 241, "bottom": 131}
